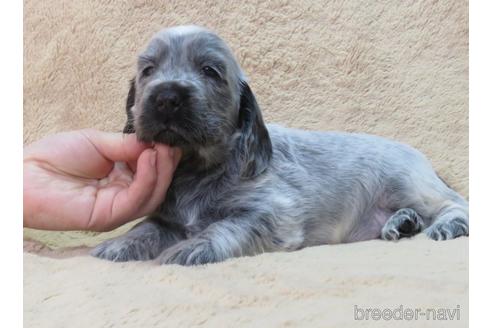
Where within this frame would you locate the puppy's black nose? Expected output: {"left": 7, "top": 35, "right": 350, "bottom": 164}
{"left": 155, "top": 88, "right": 182, "bottom": 113}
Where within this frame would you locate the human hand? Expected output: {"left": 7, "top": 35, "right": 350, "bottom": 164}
{"left": 23, "top": 129, "right": 181, "bottom": 232}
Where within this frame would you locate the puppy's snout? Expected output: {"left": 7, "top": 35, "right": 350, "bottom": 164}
{"left": 154, "top": 82, "right": 187, "bottom": 114}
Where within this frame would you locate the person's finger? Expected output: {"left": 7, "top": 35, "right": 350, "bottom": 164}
{"left": 137, "top": 145, "right": 181, "bottom": 215}
{"left": 127, "top": 145, "right": 180, "bottom": 174}
{"left": 127, "top": 160, "right": 138, "bottom": 173}
{"left": 80, "top": 129, "right": 151, "bottom": 163}
{"left": 104, "top": 148, "right": 159, "bottom": 229}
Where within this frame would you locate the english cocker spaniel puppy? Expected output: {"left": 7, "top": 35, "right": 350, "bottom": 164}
{"left": 91, "top": 26, "right": 469, "bottom": 265}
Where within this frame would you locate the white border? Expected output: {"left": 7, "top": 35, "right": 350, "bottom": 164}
{"left": 7, "top": 1, "right": 489, "bottom": 326}
{"left": 470, "top": 0, "right": 492, "bottom": 326}
{"left": 0, "top": 1, "right": 23, "bottom": 327}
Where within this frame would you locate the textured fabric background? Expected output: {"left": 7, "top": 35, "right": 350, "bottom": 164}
{"left": 24, "top": 1, "right": 469, "bottom": 327}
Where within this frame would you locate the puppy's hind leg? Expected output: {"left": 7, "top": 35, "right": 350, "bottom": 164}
{"left": 381, "top": 208, "right": 425, "bottom": 241}
{"left": 404, "top": 172, "right": 469, "bottom": 241}
{"left": 387, "top": 151, "right": 469, "bottom": 241}
{"left": 424, "top": 198, "right": 469, "bottom": 241}
{"left": 91, "top": 216, "right": 186, "bottom": 262}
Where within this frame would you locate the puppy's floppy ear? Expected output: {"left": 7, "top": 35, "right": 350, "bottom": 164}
{"left": 235, "top": 81, "right": 273, "bottom": 178}
{"left": 123, "top": 78, "right": 136, "bottom": 133}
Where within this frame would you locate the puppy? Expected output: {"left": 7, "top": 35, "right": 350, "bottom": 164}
{"left": 91, "top": 25, "right": 469, "bottom": 265}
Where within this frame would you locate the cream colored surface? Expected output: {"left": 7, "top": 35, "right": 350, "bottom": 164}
{"left": 24, "top": 0, "right": 468, "bottom": 327}
{"left": 24, "top": 236, "right": 468, "bottom": 328}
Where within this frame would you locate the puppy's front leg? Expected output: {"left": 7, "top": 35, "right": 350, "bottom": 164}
{"left": 91, "top": 216, "right": 185, "bottom": 262}
{"left": 157, "top": 217, "right": 274, "bottom": 266}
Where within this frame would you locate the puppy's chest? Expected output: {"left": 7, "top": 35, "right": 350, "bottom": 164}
{"left": 160, "top": 178, "right": 234, "bottom": 231}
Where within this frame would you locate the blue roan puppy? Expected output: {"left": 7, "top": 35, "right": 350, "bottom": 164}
{"left": 91, "top": 26, "right": 469, "bottom": 265}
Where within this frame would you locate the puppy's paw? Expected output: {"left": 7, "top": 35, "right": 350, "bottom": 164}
{"left": 382, "top": 208, "right": 424, "bottom": 241}
{"left": 424, "top": 217, "right": 468, "bottom": 241}
{"left": 157, "top": 238, "right": 219, "bottom": 266}
{"left": 91, "top": 236, "right": 158, "bottom": 262}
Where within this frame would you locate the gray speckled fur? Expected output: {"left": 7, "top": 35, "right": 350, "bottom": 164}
{"left": 91, "top": 26, "right": 469, "bottom": 266}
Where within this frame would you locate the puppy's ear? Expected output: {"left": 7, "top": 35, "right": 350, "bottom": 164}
{"left": 123, "top": 78, "right": 136, "bottom": 133}
{"left": 235, "top": 81, "right": 272, "bottom": 178}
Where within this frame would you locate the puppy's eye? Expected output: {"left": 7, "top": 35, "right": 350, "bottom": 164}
{"left": 142, "top": 65, "right": 155, "bottom": 77}
{"left": 202, "top": 66, "right": 220, "bottom": 79}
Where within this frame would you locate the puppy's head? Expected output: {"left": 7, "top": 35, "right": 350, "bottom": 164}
{"left": 125, "top": 26, "right": 272, "bottom": 177}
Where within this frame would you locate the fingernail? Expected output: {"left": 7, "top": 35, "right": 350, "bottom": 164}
{"left": 149, "top": 150, "right": 157, "bottom": 168}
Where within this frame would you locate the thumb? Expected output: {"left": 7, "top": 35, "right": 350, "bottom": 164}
{"left": 137, "top": 145, "right": 182, "bottom": 215}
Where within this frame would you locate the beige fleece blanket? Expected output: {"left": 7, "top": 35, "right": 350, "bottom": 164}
{"left": 24, "top": 0, "right": 468, "bottom": 327}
